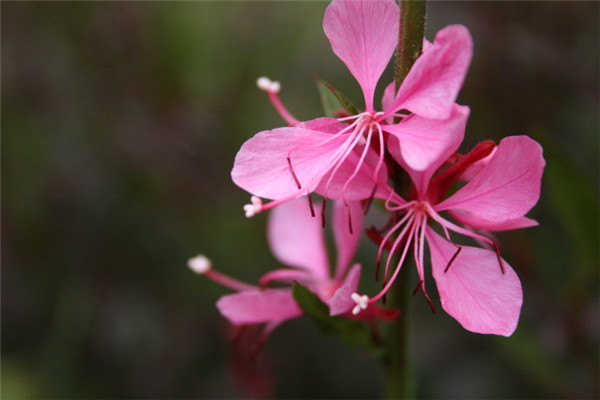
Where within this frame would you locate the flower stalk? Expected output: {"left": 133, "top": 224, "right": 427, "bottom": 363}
{"left": 388, "top": 0, "right": 427, "bottom": 398}
{"left": 395, "top": 0, "right": 427, "bottom": 92}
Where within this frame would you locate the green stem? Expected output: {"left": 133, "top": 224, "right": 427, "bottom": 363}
{"left": 395, "top": 0, "right": 427, "bottom": 92}
{"left": 386, "top": 1, "right": 426, "bottom": 399}
{"left": 385, "top": 265, "right": 415, "bottom": 399}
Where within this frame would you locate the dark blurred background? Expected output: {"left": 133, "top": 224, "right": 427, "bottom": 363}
{"left": 2, "top": 2, "right": 598, "bottom": 399}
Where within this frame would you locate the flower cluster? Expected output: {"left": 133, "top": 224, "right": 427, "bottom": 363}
{"left": 192, "top": 0, "right": 545, "bottom": 338}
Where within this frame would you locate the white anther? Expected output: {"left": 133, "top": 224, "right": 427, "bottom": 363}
{"left": 188, "top": 254, "right": 212, "bottom": 275}
{"left": 351, "top": 292, "right": 369, "bottom": 315}
{"left": 243, "top": 196, "right": 263, "bottom": 218}
{"left": 256, "top": 76, "right": 280, "bottom": 93}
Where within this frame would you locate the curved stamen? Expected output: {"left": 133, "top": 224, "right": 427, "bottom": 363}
{"left": 188, "top": 254, "right": 257, "bottom": 292}
{"left": 337, "top": 112, "right": 369, "bottom": 122}
{"left": 257, "top": 77, "right": 299, "bottom": 125}
{"left": 285, "top": 119, "right": 362, "bottom": 195}
{"left": 370, "top": 216, "right": 419, "bottom": 303}
{"left": 383, "top": 211, "right": 418, "bottom": 283}
{"left": 287, "top": 156, "right": 302, "bottom": 189}
{"left": 244, "top": 190, "right": 309, "bottom": 218}
{"left": 385, "top": 195, "right": 412, "bottom": 212}
{"left": 444, "top": 245, "right": 462, "bottom": 273}
{"left": 425, "top": 203, "right": 506, "bottom": 274}
{"left": 258, "top": 268, "right": 314, "bottom": 286}
{"left": 339, "top": 124, "right": 375, "bottom": 205}
{"left": 287, "top": 117, "right": 362, "bottom": 160}
{"left": 376, "top": 208, "right": 415, "bottom": 268}
{"left": 322, "top": 120, "right": 369, "bottom": 198}
{"left": 363, "top": 122, "right": 386, "bottom": 215}
{"left": 425, "top": 203, "right": 497, "bottom": 248}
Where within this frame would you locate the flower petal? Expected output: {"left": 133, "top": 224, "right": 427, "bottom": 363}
{"left": 436, "top": 135, "right": 545, "bottom": 222}
{"left": 268, "top": 198, "right": 329, "bottom": 280}
{"left": 327, "top": 263, "right": 361, "bottom": 316}
{"left": 426, "top": 229, "right": 522, "bottom": 336}
{"left": 386, "top": 105, "right": 469, "bottom": 195}
{"left": 332, "top": 201, "right": 363, "bottom": 280}
{"left": 381, "top": 82, "right": 396, "bottom": 124}
{"left": 323, "top": 0, "right": 399, "bottom": 111}
{"left": 450, "top": 210, "right": 539, "bottom": 232}
{"left": 231, "top": 125, "right": 348, "bottom": 200}
{"left": 216, "top": 289, "right": 303, "bottom": 325}
{"left": 386, "top": 25, "right": 472, "bottom": 119}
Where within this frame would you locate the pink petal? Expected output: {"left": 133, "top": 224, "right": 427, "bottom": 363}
{"left": 332, "top": 201, "right": 363, "bottom": 280}
{"left": 268, "top": 198, "right": 329, "bottom": 280}
{"left": 323, "top": 0, "right": 399, "bottom": 111}
{"left": 381, "top": 82, "right": 396, "bottom": 124}
{"left": 298, "top": 117, "right": 348, "bottom": 134}
{"left": 386, "top": 25, "right": 472, "bottom": 119}
{"left": 216, "top": 289, "right": 303, "bottom": 325}
{"left": 436, "top": 135, "right": 546, "bottom": 222}
{"left": 450, "top": 210, "right": 539, "bottom": 232}
{"left": 426, "top": 229, "right": 522, "bottom": 336}
{"left": 231, "top": 125, "right": 348, "bottom": 200}
{"left": 386, "top": 105, "right": 469, "bottom": 196}
{"left": 327, "top": 263, "right": 361, "bottom": 316}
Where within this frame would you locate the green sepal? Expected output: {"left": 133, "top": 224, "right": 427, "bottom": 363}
{"left": 292, "top": 283, "right": 380, "bottom": 354}
{"left": 317, "top": 79, "right": 341, "bottom": 117}
{"left": 318, "top": 81, "right": 359, "bottom": 116}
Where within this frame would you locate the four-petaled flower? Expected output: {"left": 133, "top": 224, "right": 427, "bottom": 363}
{"left": 355, "top": 135, "right": 545, "bottom": 336}
{"left": 190, "top": 198, "right": 395, "bottom": 337}
{"left": 231, "top": 0, "right": 472, "bottom": 218}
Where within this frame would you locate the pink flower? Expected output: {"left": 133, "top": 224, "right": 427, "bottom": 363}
{"left": 353, "top": 135, "right": 545, "bottom": 336}
{"left": 231, "top": 0, "right": 472, "bottom": 217}
{"left": 189, "top": 198, "right": 378, "bottom": 336}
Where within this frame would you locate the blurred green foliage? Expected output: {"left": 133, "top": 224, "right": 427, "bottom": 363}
{"left": 2, "top": 2, "right": 598, "bottom": 399}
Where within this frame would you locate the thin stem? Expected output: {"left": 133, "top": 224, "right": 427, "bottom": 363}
{"left": 386, "top": 1, "right": 427, "bottom": 399}
{"left": 385, "top": 264, "right": 415, "bottom": 399}
{"left": 395, "top": 0, "right": 427, "bottom": 93}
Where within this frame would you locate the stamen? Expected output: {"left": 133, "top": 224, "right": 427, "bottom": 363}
{"left": 412, "top": 279, "right": 423, "bottom": 296}
{"left": 423, "top": 290, "right": 436, "bottom": 313}
{"left": 256, "top": 76, "right": 298, "bottom": 124}
{"left": 382, "top": 210, "right": 415, "bottom": 280}
{"left": 256, "top": 76, "right": 281, "bottom": 93}
{"left": 346, "top": 202, "right": 354, "bottom": 234}
{"left": 351, "top": 293, "right": 369, "bottom": 315}
{"left": 338, "top": 123, "right": 374, "bottom": 201}
{"left": 321, "top": 197, "right": 328, "bottom": 228}
{"left": 287, "top": 156, "right": 302, "bottom": 189}
{"left": 425, "top": 203, "right": 506, "bottom": 275}
{"left": 322, "top": 119, "right": 368, "bottom": 198}
{"left": 243, "top": 196, "right": 263, "bottom": 218}
{"left": 444, "top": 245, "right": 462, "bottom": 273}
{"left": 492, "top": 242, "right": 506, "bottom": 275}
{"left": 369, "top": 215, "right": 419, "bottom": 303}
{"left": 375, "top": 210, "right": 410, "bottom": 270}
{"left": 411, "top": 279, "right": 437, "bottom": 313}
{"left": 188, "top": 254, "right": 212, "bottom": 274}
{"left": 363, "top": 183, "right": 377, "bottom": 215}
{"left": 306, "top": 193, "right": 315, "bottom": 217}
{"left": 188, "top": 254, "right": 256, "bottom": 292}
